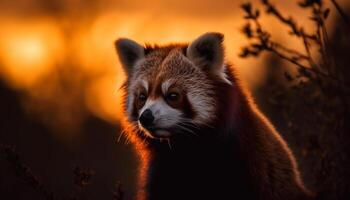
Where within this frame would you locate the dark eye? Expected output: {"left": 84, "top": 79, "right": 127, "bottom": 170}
{"left": 139, "top": 93, "right": 147, "bottom": 102}
{"left": 166, "top": 92, "right": 179, "bottom": 101}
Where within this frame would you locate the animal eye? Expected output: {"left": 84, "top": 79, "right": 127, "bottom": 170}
{"left": 139, "top": 93, "right": 147, "bottom": 102}
{"left": 166, "top": 92, "right": 179, "bottom": 101}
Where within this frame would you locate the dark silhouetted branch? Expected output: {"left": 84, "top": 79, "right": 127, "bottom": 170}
{"left": 330, "top": 0, "right": 350, "bottom": 28}
{"left": 0, "top": 144, "right": 54, "bottom": 200}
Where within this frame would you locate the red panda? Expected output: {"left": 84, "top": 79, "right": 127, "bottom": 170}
{"left": 115, "top": 33, "right": 313, "bottom": 200}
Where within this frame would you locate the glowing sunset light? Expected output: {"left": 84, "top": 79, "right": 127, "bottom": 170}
{"left": 85, "top": 75, "right": 125, "bottom": 123}
{"left": 0, "top": 20, "right": 64, "bottom": 89}
{"left": 0, "top": 1, "right": 349, "bottom": 198}
{"left": 0, "top": 0, "right": 348, "bottom": 135}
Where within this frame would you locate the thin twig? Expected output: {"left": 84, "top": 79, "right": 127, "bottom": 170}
{"left": 0, "top": 145, "right": 54, "bottom": 200}
{"left": 265, "top": 45, "right": 348, "bottom": 84}
{"left": 272, "top": 42, "right": 309, "bottom": 60}
{"left": 261, "top": 0, "right": 317, "bottom": 40}
{"left": 330, "top": 0, "right": 350, "bottom": 28}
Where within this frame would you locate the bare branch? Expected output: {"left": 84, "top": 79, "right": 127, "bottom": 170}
{"left": 330, "top": 0, "right": 350, "bottom": 28}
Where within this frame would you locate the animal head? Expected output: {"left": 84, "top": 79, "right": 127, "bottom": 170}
{"left": 115, "top": 32, "right": 231, "bottom": 139}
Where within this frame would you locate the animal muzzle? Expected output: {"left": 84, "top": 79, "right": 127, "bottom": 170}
{"left": 139, "top": 109, "right": 154, "bottom": 128}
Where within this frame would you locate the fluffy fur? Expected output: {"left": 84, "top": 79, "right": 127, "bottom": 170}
{"left": 115, "top": 33, "right": 313, "bottom": 200}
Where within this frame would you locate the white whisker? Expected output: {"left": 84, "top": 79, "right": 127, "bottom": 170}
{"left": 174, "top": 124, "right": 198, "bottom": 137}
{"left": 167, "top": 139, "right": 172, "bottom": 150}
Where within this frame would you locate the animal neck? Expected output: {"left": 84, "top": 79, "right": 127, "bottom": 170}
{"left": 136, "top": 127, "right": 253, "bottom": 200}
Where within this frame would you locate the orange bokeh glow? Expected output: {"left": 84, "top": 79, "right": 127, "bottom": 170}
{"left": 0, "top": 19, "right": 64, "bottom": 88}
{"left": 0, "top": 0, "right": 348, "bottom": 134}
{"left": 85, "top": 75, "right": 125, "bottom": 123}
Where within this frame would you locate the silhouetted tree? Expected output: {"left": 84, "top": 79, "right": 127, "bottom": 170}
{"left": 241, "top": 0, "right": 350, "bottom": 199}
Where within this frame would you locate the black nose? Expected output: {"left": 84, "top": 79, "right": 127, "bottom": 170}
{"left": 139, "top": 109, "right": 154, "bottom": 128}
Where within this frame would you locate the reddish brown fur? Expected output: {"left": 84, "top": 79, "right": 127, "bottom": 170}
{"left": 117, "top": 36, "right": 313, "bottom": 200}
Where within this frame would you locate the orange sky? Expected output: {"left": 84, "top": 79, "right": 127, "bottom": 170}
{"left": 0, "top": 0, "right": 348, "bottom": 138}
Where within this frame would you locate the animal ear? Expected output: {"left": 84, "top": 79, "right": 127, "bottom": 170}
{"left": 186, "top": 32, "right": 225, "bottom": 73}
{"left": 115, "top": 38, "right": 144, "bottom": 76}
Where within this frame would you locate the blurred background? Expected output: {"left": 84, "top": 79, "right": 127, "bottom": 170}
{"left": 0, "top": 0, "right": 349, "bottom": 199}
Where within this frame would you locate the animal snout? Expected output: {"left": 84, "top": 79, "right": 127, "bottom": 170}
{"left": 139, "top": 109, "right": 154, "bottom": 128}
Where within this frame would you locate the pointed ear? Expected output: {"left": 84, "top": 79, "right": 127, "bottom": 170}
{"left": 186, "top": 32, "right": 225, "bottom": 72}
{"left": 115, "top": 38, "right": 144, "bottom": 76}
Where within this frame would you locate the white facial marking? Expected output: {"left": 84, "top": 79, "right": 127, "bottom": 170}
{"left": 139, "top": 98, "right": 183, "bottom": 137}
{"left": 141, "top": 79, "right": 149, "bottom": 92}
{"left": 186, "top": 88, "right": 216, "bottom": 125}
{"left": 161, "top": 80, "right": 172, "bottom": 95}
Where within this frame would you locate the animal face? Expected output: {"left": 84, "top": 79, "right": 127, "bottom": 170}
{"left": 115, "top": 33, "right": 231, "bottom": 138}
